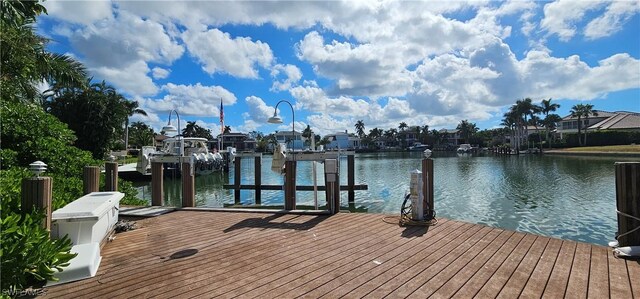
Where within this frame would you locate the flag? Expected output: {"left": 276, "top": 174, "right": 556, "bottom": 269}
{"left": 220, "top": 98, "right": 224, "bottom": 134}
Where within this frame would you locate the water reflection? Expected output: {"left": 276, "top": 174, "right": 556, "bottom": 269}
{"left": 134, "top": 152, "right": 636, "bottom": 245}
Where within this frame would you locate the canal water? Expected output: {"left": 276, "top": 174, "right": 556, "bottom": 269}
{"left": 134, "top": 152, "right": 637, "bottom": 245}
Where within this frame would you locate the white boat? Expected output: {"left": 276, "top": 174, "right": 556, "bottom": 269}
{"left": 136, "top": 137, "right": 229, "bottom": 176}
{"left": 408, "top": 142, "right": 429, "bottom": 151}
{"left": 456, "top": 144, "right": 472, "bottom": 153}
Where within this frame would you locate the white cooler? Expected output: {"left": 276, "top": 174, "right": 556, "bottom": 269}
{"left": 48, "top": 192, "right": 123, "bottom": 285}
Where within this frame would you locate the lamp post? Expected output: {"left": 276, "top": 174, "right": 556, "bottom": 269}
{"left": 268, "top": 100, "right": 297, "bottom": 209}
{"left": 161, "top": 110, "right": 183, "bottom": 156}
{"left": 267, "top": 100, "right": 295, "bottom": 153}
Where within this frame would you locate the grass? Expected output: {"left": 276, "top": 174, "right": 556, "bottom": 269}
{"left": 557, "top": 145, "right": 640, "bottom": 152}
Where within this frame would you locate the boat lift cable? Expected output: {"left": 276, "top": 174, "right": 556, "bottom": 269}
{"left": 382, "top": 193, "right": 438, "bottom": 227}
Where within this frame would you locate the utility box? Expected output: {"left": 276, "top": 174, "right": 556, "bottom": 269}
{"left": 51, "top": 192, "right": 123, "bottom": 245}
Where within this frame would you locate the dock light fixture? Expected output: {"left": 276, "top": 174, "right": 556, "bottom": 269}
{"left": 29, "top": 161, "right": 47, "bottom": 177}
{"left": 162, "top": 110, "right": 183, "bottom": 156}
{"left": 268, "top": 100, "right": 295, "bottom": 153}
{"left": 423, "top": 149, "right": 432, "bottom": 159}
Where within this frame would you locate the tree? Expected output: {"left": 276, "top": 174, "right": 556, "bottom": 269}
{"left": 421, "top": 125, "right": 429, "bottom": 143}
{"left": 430, "top": 129, "right": 443, "bottom": 146}
{"left": 542, "top": 114, "right": 562, "bottom": 148}
{"left": 355, "top": 120, "right": 366, "bottom": 138}
{"left": 398, "top": 122, "right": 408, "bottom": 132}
{"left": 302, "top": 125, "right": 313, "bottom": 147}
{"left": 128, "top": 121, "right": 154, "bottom": 149}
{"left": 501, "top": 111, "right": 518, "bottom": 149}
{"left": 1, "top": 0, "right": 86, "bottom": 103}
{"left": 528, "top": 115, "right": 543, "bottom": 150}
{"left": 541, "top": 98, "right": 560, "bottom": 148}
{"left": 44, "top": 80, "right": 131, "bottom": 159}
{"left": 570, "top": 104, "right": 597, "bottom": 146}
{"left": 123, "top": 101, "right": 147, "bottom": 150}
{"left": 456, "top": 120, "right": 478, "bottom": 144}
{"left": 182, "top": 121, "right": 213, "bottom": 139}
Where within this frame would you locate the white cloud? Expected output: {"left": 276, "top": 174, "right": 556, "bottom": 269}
{"left": 270, "top": 64, "right": 302, "bottom": 91}
{"left": 182, "top": 28, "right": 273, "bottom": 78}
{"left": 540, "top": 0, "right": 608, "bottom": 41}
{"left": 44, "top": 0, "right": 113, "bottom": 25}
{"left": 90, "top": 60, "right": 157, "bottom": 96}
{"left": 152, "top": 67, "right": 170, "bottom": 80}
{"left": 140, "top": 83, "right": 237, "bottom": 117}
{"left": 244, "top": 96, "right": 277, "bottom": 123}
{"left": 584, "top": 1, "right": 640, "bottom": 39}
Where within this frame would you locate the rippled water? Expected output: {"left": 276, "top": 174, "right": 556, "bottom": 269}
{"left": 134, "top": 152, "right": 637, "bottom": 245}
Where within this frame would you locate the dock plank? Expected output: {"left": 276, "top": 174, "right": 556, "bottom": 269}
{"left": 565, "top": 242, "right": 592, "bottom": 299}
{"left": 41, "top": 211, "right": 639, "bottom": 299}
{"left": 542, "top": 240, "right": 576, "bottom": 299}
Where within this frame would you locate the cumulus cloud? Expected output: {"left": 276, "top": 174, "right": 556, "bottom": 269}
{"left": 584, "top": 1, "right": 640, "bottom": 39}
{"left": 540, "top": 0, "right": 608, "bottom": 41}
{"left": 244, "top": 96, "right": 277, "bottom": 123}
{"left": 182, "top": 28, "right": 273, "bottom": 78}
{"left": 152, "top": 67, "right": 170, "bottom": 80}
{"left": 270, "top": 64, "right": 302, "bottom": 92}
{"left": 44, "top": 0, "right": 113, "bottom": 25}
{"left": 89, "top": 60, "right": 157, "bottom": 96}
{"left": 140, "top": 83, "right": 237, "bottom": 117}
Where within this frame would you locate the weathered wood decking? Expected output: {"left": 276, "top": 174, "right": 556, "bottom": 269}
{"left": 45, "top": 211, "right": 639, "bottom": 298}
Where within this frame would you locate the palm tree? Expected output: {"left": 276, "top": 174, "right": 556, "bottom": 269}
{"left": 514, "top": 98, "right": 535, "bottom": 149}
{"left": 570, "top": 104, "right": 598, "bottom": 146}
{"left": 542, "top": 114, "right": 562, "bottom": 148}
{"left": 456, "top": 120, "right": 478, "bottom": 144}
{"left": 581, "top": 104, "right": 598, "bottom": 146}
{"left": 528, "top": 115, "right": 543, "bottom": 151}
{"left": 183, "top": 121, "right": 198, "bottom": 137}
{"left": 123, "top": 100, "right": 147, "bottom": 149}
{"left": 2, "top": 3, "right": 86, "bottom": 102}
{"left": 540, "top": 99, "right": 560, "bottom": 148}
{"left": 501, "top": 110, "right": 518, "bottom": 150}
{"left": 302, "top": 125, "right": 313, "bottom": 147}
{"left": 355, "top": 120, "right": 365, "bottom": 138}
{"left": 398, "top": 122, "right": 408, "bottom": 132}
{"left": 430, "top": 129, "right": 443, "bottom": 147}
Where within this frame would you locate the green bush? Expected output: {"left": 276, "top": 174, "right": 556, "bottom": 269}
{"left": 563, "top": 130, "right": 640, "bottom": 147}
{"left": 1, "top": 101, "right": 97, "bottom": 177}
{"left": 1, "top": 211, "right": 76, "bottom": 293}
{"left": 0, "top": 169, "right": 76, "bottom": 294}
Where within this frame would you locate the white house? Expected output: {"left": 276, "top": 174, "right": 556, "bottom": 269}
{"left": 273, "top": 130, "right": 305, "bottom": 150}
{"left": 557, "top": 111, "right": 640, "bottom": 138}
{"left": 324, "top": 131, "right": 361, "bottom": 150}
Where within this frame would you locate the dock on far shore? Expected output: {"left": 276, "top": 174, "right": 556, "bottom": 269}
{"left": 44, "top": 210, "right": 639, "bottom": 298}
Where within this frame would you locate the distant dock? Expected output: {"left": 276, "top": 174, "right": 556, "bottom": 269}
{"left": 44, "top": 210, "right": 639, "bottom": 298}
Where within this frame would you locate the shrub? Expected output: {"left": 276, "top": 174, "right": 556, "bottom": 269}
{"left": 563, "top": 130, "right": 640, "bottom": 147}
{"left": 0, "top": 169, "right": 76, "bottom": 294}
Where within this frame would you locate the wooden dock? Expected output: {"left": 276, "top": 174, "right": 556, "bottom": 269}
{"left": 44, "top": 211, "right": 639, "bottom": 298}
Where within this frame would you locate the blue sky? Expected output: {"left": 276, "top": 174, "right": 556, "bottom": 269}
{"left": 39, "top": 0, "right": 640, "bottom": 136}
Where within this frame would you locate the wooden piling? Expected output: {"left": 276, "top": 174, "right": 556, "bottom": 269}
{"left": 21, "top": 177, "right": 52, "bottom": 231}
{"left": 181, "top": 162, "right": 195, "bottom": 207}
{"left": 104, "top": 162, "right": 118, "bottom": 191}
{"left": 234, "top": 157, "right": 241, "bottom": 205}
{"left": 347, "top": 154, "right": 355, "bottom": 204}
{"left": 151, "top": 162, "right": 164, "bottom": 206}
{"left": 422, "top": 158, "right": 434, "bottom": 219}
{"left": 615, "top": 162, "right": 640, "bottom": 247}
{"left": 284, "top": 160, "right": 297, "bottom": 210}
{"left": 83, "top": 166, "right": 100, "bottom": 194}
{"left": 255, "top": 156, "right": 262, "bottom": 205}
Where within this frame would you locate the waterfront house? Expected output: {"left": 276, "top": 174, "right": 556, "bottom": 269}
{"left": 397, "top": 126, "right": 420, "bottom": 148}
{"left": 556, "top": 111, "right": 640, "bottom": 138}
{"left": 324, "top": 131, "right": 361, "bottom": 150}
{"left": 273, "top": 130, "right": 305, "bottom": 150}
{"left": 438, "top": 129, "right": 462, "bottom": 146}
{"left": 213, "top": 132, "right": 256, "bottom": 151}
